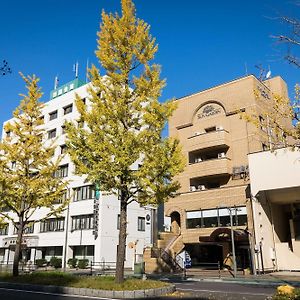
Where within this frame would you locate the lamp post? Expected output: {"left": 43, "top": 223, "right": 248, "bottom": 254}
{"left": 228, "top": 207, "right": 237, "bottom": 278}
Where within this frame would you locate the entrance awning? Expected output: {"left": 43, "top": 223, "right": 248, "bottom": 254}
{"left": 199, "top": 228, "right": 248, "bottom": 242}
{"left": 257, "top": 186, "right": 300, "bottom": 205}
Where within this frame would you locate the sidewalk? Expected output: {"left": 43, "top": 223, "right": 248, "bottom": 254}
{"left": 149, "top": 269, "right": 300, "bottom": 287}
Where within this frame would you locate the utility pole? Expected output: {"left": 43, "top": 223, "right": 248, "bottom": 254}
{"left": 229, "top": 207, "right": 237, "bottom": 278}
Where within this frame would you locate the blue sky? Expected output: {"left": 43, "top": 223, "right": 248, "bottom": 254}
{"left": 0, "top": 0, "right": 299, "bottom": 128}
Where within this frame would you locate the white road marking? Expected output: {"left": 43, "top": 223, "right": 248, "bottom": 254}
{"left": 0, "top": 287, "right": 119, "bottom": 300}
{"left": 176, "top": 287, "right": 272, "bottom": 296}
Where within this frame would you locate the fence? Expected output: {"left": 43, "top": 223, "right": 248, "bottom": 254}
{"left": 188, "top": 262, "right": 221, "bottom": 278}
{"left": 90, "top": 261, "right": 117, "bottom": 275}
{"left": 0, "top": 261, "right": 38, "bottom": 274}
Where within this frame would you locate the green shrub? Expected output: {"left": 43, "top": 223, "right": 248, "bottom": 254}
{"left": 50, "top": 257, "right": 62, "bottom": 269}
{"left": 35, "top": 258, "right": 47, "bottom": 268}
{"left": 77, "top": 259, "right": 89, "bottom": 269}
{"left": 67, "top": 258, "right": 78, "bottom": 268}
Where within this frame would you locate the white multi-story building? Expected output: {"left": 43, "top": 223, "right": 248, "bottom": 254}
{"left": 0, "top": 78, "right": 155, "bottom": 269}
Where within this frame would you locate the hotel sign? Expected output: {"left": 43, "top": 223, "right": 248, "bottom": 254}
{"left": 197, "top": 104, "right": 222, "bottom": 119}
{"left": 257, "top": 85, "right": 270, "bottom": 100}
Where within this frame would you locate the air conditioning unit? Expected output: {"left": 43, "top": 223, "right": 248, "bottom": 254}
{"left": 216, "top": 126, "right": 223, "bottom": 131}
{"left": 190, "top": 186, "right": 196, "bottom": 192}
{"left": 195, "top": 157, "right": 202, "bottom": 163}
{"left": 218, "top": 152, "right": 226, "bottom": 158}
{"left": 198, "top": 185, "right": 206, "bottom": 191}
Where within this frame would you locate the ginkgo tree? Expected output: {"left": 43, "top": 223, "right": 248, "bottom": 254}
{"left": 66, "top": 0, "right": 185, "bottom": 283}
{"left": 242, "top": 84, "right": 299, "bottom": 149}
{"left": 0, "top": 74, "right": 68, "bottom": 276}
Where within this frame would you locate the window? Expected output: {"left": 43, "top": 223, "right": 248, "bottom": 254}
{"left": 54, "top": 164, "right": 68, "bottom": 178}
{"left": 6, "top": 131, "right": 11, "bottom": 138}
{"left": 186, "top": 211, "right": 202, "bottom": 229}
{"left": 77, "top": 120, "right": 84, "bottom": 128}
{"left": 53, "top": 190, "right": 68, "bottom": 204}
{"left": 48, "top": 129, "right": 56, "bottom": 139}
{"left": 61, "top": 125, "right": 66, "bottom": 135}
{"left": 73, "top": 245, "right": 94, "bottom": 259}
{"left": 60, "top": 144, "right": 67, "bottom": 154}
{"left": 29, "top": 171, "right": 39, "bottom": 178}
{"left": 43, "top": 246, "right": 63, "bottom": 258}
{"left": 0, "top": 224, "right": 8, "bottom": 235}
{"left": 63, "top": 104, "right": 73, "bottom": 115}
{"left": 259, "top": 116, "right": 267, "bottom": 132}
{"left": 40, "top": 218, "right": 65, "bottom": 232}
{"left": 138, "top": 217, "right": 145, "bottom": 231}
{"left": 262, "top": 143, "right": 268, "bottom": 151}
{"left": 186, "top": 206, "right": 247, "bottom": 229}
{"left": 71, "top": 214, "right": 94, "bottom": 231}
{"left": 74, "top": 185, "right": 95, "bottom": 201}
{"left": 14, "top": 222, "right": 34, "bottom": 234}
{"left": 218, "top": 208, "right": 231, "bottom": 227}
{"left": 202, "top": 209, "right": 218, "bottom": 228}
{"left": 49, "top": 110, "right": 58, "bottom": 121}
{"left": 234, "top": 207, "right": 248, "bottom": 226}
{"left": 11, "top": 161, "right": 16, "bottom": 170}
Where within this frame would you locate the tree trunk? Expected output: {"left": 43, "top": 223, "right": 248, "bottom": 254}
{"left": 115, "top": 190, "right": 128, "bottom": 284}
{"left": 13, "top": 216, "right": 24, "bottom": 277}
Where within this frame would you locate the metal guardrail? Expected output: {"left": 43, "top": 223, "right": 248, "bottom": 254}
{"left": 0, "top": 261, "right": 38, "bottom": 274}
{"left": 189, "top": 262, "right": 221, "bottom": 278}
{"left": 90, "top": 261, "right": 117, "bottom": 275}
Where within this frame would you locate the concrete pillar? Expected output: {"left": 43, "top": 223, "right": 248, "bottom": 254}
{"left": 30, "top": 248, "right": 36, "bottom": 262}
{"left": 35, "top": 249, "right": 43, "bottom": 260}
{"left": 4, "top": 248, "right": 10, "bottom": 264}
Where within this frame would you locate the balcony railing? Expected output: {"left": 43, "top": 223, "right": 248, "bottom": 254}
{"left": 166, "top": 185, "right": 248, "bottom": 211}
{"left": 187, "top": 157, "right": 232, "bottom": 179}
{"left": 187, "top": 129, "right": 230, "bottom": 152}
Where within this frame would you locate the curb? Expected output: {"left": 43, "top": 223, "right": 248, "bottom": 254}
{"left": 0, "top": 281, "right": 176, "bottom": 298}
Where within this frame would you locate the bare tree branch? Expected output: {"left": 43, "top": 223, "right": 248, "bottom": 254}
{"left": 0, "top": 60, "right": 12, "bottom": 76}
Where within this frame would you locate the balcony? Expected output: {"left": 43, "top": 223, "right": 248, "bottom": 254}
{"left": 165, "top": 185, "right": 248, "bottom": 213}
{"left": 187, "top": 129, "right": 230, "bottom": 152}
{"left": 187, "top": 157, "right": 232, "bottom": 179}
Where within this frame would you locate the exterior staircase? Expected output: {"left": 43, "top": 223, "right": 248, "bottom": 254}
{"left": 144, "top": 231, "right": 185, "bottom": 273}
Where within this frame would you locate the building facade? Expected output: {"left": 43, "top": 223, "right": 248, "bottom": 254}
{"left": 160, "top": 75, "right": 289, "bottom": 271}
{"left": 249, "top": 148, "right": 300, "bottom": 272}
{"left": 0, "top": 79, "right": 154, "bottom": 269}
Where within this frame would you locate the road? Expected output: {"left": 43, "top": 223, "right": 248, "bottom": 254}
{"left": 0, "top": 280, "right": 276, "bottom": 300}
{"left": 173, "top": 280, "right": 276, "bottom": 299}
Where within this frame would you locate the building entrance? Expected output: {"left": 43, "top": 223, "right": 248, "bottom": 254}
{"left": 185, "top": 243, "right": 223, "bottom": 268}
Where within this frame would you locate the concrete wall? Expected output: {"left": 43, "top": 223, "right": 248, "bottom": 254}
{"left": 249, "top": 148, "right": 300, "bottom": 196}
{"left": 249, "top": 148, "right": 300, "bottom": 271}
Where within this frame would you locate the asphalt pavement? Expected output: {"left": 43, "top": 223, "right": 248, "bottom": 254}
{"left": 0, "top": 279, "right": 276, "bottom": 300}
{"left": 0, "top": 287, "right": 107, "bottom": 300}
{"left": 173, "top": 280, "right": 275, "bottom": 299}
